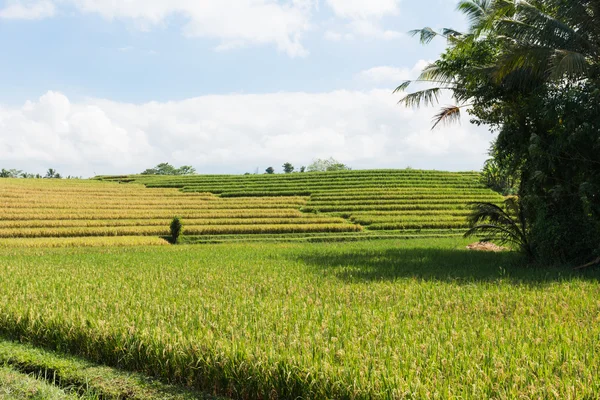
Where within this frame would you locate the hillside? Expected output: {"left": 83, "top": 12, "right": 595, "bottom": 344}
{"left": 0, "top": 170, "right": 504, "bottom": 246}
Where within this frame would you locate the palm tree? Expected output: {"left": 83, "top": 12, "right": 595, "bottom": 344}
{"left": 45, "top": 168, "right": 57, "bottom": 179}
{"left": 464, "top": 197, "right": 533, "bottom": 258}
{"left": 492, "top": 0, "right": 600, "bottom": 83}
{"left": 396, "top": 0, "right": 600, "bottom": 127}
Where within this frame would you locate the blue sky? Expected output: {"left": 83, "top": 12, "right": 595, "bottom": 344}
{"left": 0, "top": 0, "right": 494, "bottom": 176}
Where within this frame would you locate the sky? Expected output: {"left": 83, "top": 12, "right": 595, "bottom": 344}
{"left": 0, "top": 0, "right": 495, "bottom": 177}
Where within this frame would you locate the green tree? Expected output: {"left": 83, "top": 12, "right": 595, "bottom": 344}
{"left": 307, "top": 158, "right": 351, "bottom": 172}
{"left": 45, "top": 169, "right": 61, "bottom": 179}
{"left": 176, "top": 165, "right": 196, "bottom": 175}
{"left": 0, "top": 169, "right": 22, "bottom": 178}
{"left": 282, "top": 162, "right": 295, "bottom": 174}
{"left": 141, "top": 163, "right": 196, "bottom": 175}
{"left": 265, "top": 167, "right": 275, "bottom": 174}
{"left": 398, "top": 0, "right": 600, "bottom": 264}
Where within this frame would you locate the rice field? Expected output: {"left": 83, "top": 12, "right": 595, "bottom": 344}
{"left": 0, "top": 170, "right": 505, "bottom": 246}
{"left": 0, "top": 174, "right": 596, "bottom": 398}
{"left": 0, "top": 239, "right": 598, "bottom": 398}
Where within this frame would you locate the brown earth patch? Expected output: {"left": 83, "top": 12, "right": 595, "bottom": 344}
{"left": 466, "top": 242, "right": 509, "bottom": 252}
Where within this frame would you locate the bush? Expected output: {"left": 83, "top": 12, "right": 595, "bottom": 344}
{"left": 170, "top": 217, "right": 183, "bottom": 244}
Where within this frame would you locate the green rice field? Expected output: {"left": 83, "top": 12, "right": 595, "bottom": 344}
{"left": 0, "top": 171, "right": 596, "bottom": 398}
{"left": 0, "top": 239, "right": 599, "bottom": 398}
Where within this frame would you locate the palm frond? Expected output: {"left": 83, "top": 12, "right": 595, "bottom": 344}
{"left": 398, "top": 88, "right": 443, "bottom": 108}
{"left": 393, "top": 81, "right": 412, "bottom": 94}
{"left": 493, "top": 45, "right": 554, "bottom": 83}
{"left": 464, "top": 199, "right": 532, "bottom": 256}
{"left": 549, "top": 49, "right": 589, "bottom": 79}
{"left": 431, "top": 105, "right": 462, "bottom": 129}
{"left": 417, "top": 63, "right": 457, "bottom": 85}
{"left": 442, "top": 28, "right": 465, "bottom": 38}
{"left": 409, "top": 27, "right": 443, "bottom": 44}
{"left": 457, "top": 0, "right": 492, "bottom": 30}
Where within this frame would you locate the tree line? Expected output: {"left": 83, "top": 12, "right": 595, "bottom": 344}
{"left": 140, "top": 158, "right": 351, "bottom": 176}
{"left": 265, "top": 158, "right": 351, "bottom": 174}
{"left": 0, "top": 168, "right": 69, "bottom": 179}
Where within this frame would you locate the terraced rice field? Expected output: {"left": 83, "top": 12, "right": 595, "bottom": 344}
{"left": 0, "top": 170, "right": 504, "bottom": 246}
{"left": 99, "top": 170, "right": 504, "bottom": 242}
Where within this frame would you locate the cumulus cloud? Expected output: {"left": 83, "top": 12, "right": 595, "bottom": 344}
{"left": 0, "top": 0, "right": 55, "bottom": 19}
{"left": 325, "top": 0, "right": 400, "bottom": 19}
{"left": 357, "top": 60, "right": 431, "bottom": 85}
{"left": 0, "top": 90, "right": 493, "bottom": 177}
{"left": 323, "top": 0, "right": 403, "bottom": 41}
{"left": 0, "top": 0, "right": 314, "bottom": 57}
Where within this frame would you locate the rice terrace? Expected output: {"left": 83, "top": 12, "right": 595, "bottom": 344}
{"left": 0, "top": 168, "right": 598, "bottom": 399}
{"left": 2, "top": 0, "right": 600, "bottom": 398}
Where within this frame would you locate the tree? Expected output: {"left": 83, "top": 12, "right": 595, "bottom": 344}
{"left": 45, "top": 169, "right": 61, "bottom": 179}
{"left": 141, "top": 163, "right": 196, "bottom": 176}
{"left": 0, "top": 169, "right": 22, "bottom": 178}
{"left": 265, "top": 167, "right": 275, "bottom": 174}
{"left": 300, "top": 166, "right": 306, "bottom": 173}
{"left": 465, "top": 198, "right": 532, "bottom": 259}
{"left": 282, "top": 162, "right": 295, "bottom": 174}
{"left": 307, "top": 158, "right": 351, "bottom": 172}
{"left": 397, "top": 0, "right": 600, "bottom": 265}
{"left": 177, "top": 165, "right": 196, "bottom": 175}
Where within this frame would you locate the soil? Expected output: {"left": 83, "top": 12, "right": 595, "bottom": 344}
{"left": 466, "top": 242, "right": 509, "bottom": 252}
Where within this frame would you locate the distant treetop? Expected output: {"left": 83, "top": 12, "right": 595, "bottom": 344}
{"left": 307, "top": 158, "right": 351, "bottom": 172}
{"left": 141, "top": 163, "right": 196, "bottom": 176}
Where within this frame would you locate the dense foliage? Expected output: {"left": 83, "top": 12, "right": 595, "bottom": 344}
{"left": 141, "top": 163, "right": 196, "bottom": 176}
{"left": 282, "top": 162, "right": 295, "bottom": 173}
{"left": 399, "top": 0, "right": 600, "bottom": 264}
{"left": 306, "top": 157, "right": 351, "bottom": 172}
{"left": 169, "top": 217, "right": 183, "bottom": 244}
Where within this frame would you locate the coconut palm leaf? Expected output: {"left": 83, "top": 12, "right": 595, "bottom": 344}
{"left": 417, "top": 63, "right": 457, "bottom": 85}
{"left": 464, "top": 198, "right": 532, "bottom": 256}
{"left": 431, "top": 105, "right": 463, "bottom": 129}
{"left": 409, "top": 27, "right": 443, "bottom": 44}
{"left": 398, "top": 88, "right": 444, "bottom": 107}
{"left": 549, "top": 49, "right": 589, "bottom": 79}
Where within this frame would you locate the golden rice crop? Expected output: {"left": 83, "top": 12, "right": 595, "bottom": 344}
{"left": 0, "top": 223, "right": 361, "bottom": 238}
{"left": 0, "top": 217, "right": 346, "bottom": 229}
{"left": 0, "top": 209, "right": 305, "bottom": 220}
{"left": 0, "top": 236, "right": 169, "bottom": 248}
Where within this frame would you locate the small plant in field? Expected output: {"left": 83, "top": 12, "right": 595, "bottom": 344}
{"left": 464, "top": 197, "right": 532, "bottom": 258}
{"left": 170, "top": 217, "right": 183, "bottom": 244}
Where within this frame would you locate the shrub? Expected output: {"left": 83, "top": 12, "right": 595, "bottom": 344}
{"left": 170, "top": 217, "right": 183, "bottom": 244}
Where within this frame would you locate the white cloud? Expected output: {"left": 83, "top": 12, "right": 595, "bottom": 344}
{"left": 0, "top": 0, "right": 55, "bottom": 19}
{"left": 325, "top": 0, "right": 400, "bottom": 19}
{"left": 0, "top": 0, "right": 314, "bottom": 57}
{"left": 0, "top": 90, "right": 493, "bottom": 176}
{"left": 357, "top": 60, "right": 431, "bottom": 85}
{"left": 323, "top": 0, "right": 403, "bottom": 40}
{"left": 324, "top": 30, "right": 354, "bottom": 42}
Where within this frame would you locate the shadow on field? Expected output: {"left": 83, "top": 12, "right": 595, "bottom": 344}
{"left": 298, "top": 248, "right": 600, "bottom": 285}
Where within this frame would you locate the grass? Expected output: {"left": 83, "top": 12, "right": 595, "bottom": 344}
{"left": 0, "top": 339, "right": 219, "bottom": 399}
{"left": 0, "top": 238, "right": 598, "bottom": 398}
{"left": 0, "top": 365, "right": 84, "bottom": 399}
